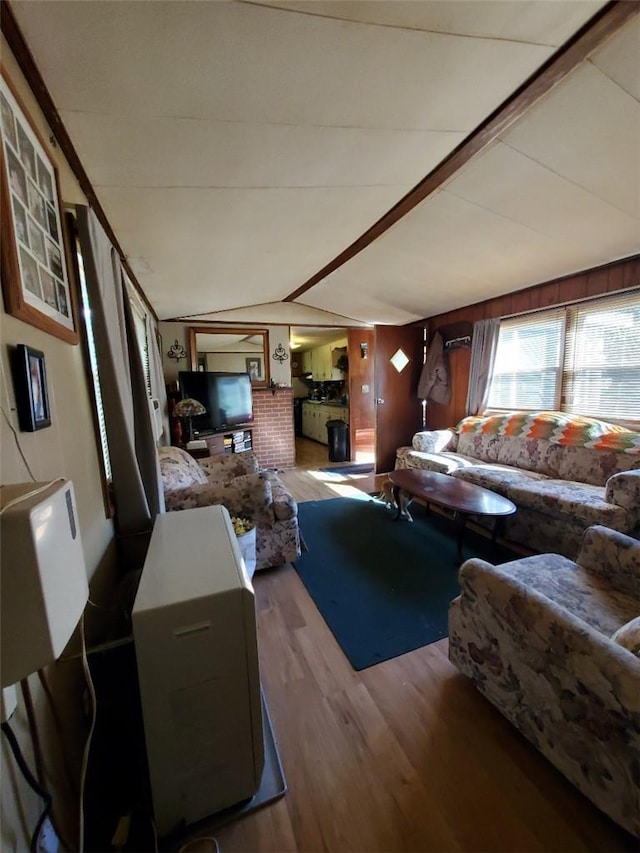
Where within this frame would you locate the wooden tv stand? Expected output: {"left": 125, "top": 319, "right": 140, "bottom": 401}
{"left": 193, "top": 426, "right": 253, "bottom": 458}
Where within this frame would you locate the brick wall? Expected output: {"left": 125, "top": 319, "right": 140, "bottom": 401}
{"left": 251, "top": 388, "right": 295, "bottom": 469}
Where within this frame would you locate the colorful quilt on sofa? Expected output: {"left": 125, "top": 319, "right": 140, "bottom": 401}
{"left": 457, "top": 411, "right": 640, "bottom": 454}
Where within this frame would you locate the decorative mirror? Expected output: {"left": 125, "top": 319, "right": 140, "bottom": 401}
{"left": 188, "top": 327, "right": 270, "bottom": 388}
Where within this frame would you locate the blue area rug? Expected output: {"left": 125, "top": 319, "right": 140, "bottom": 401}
{"left": 294, "top": 495, "right": 518, "bottom": 670}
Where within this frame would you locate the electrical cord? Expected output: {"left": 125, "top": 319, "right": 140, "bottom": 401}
{"left": 0, "top": 478, "right": 66, "bottom": 515}
{"left": 1, "top": 719, "right": 52, "bottom": 853}
{"left": 0, "top": 404, "right": 37, "bottom": 481}
{"left": 20, "top": 678, "right": 46, "bottom": 788}
{"left": 78, "top": 612, "right": 96, "bottom": 853}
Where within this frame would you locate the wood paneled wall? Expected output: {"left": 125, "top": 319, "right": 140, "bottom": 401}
{"left": 424, "top": 255, "right": 640, "bottom": 429}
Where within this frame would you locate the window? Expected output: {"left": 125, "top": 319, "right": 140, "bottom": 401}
{"left": 563, "top": 293, "right": 640, "bottom": 421}
{"left": 126, "top": 280, "right": 152, "bottom": 397}
{"left": 488, "top": 310, "right": 564, "bottom": 411}
{"left": 487, "top": 289, "right": 640, "bottom": 425}
{"left": 76, "top": 249, "right": 111, "bottom": 481}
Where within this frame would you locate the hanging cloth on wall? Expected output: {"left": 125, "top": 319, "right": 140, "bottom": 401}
{"left": 417, "top": 331, "right": 451, "bottom": 404}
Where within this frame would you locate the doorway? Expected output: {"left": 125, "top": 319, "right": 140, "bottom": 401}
{"left": 290, "top": 326, "right": 350, "bottom": 469}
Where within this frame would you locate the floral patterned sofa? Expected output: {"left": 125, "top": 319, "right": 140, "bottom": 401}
{"left": 395, "top": 411, "right": 640, "bottom": 558}
{"left": 158, "top": 447, "right": 300, "bottom": 571}
{"left": 449, "top": 525, "right": 640, "bottom": 835}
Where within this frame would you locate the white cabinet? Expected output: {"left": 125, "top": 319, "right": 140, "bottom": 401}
{"left": 301, "top": 402, "right": 348, "bottom": 444}
{"left": 302, "top": 350, "right": 313, "bottom": 375}
{"left": 304, "top": 341, "right": 348, "bottom": 381}
{"left": 324, "top": 404, "right": 348, "bottom": 424}
{"left": 133, "top": 506, "right": 264, "bottom": 835}
{"left": 299, "top": 338, "right": 348, "bottom": 381}
{"left": 307, "top": 346, "right": 324, "bottom": 380}
{"left": 301, "top": 402, "right": 323, "bottom": 442}
{"left": 317, "top": 345, "right": 332, "bottom": 381}
{"left": 301, "top": 402, "right": 314, "bottom": 437}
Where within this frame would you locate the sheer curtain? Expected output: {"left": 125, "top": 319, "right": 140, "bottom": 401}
{"left": 466, "top": 318, "right": 500, "bottom": 416}
{"left": 77, "top": 206, "right": 164, "bottom": 567}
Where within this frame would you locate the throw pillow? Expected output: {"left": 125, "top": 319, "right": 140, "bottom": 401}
{"left": 611, "top": 616, "right": 640, "bottom": 657}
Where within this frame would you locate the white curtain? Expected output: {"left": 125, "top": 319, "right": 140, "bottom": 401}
{"left": 77, "top": 206, "right": 164, "bottom": 565}
{"left": 466, "top": 318, "right": 500, "bottom": 416}
{"left": 146, "top": 314, "right": 170, "bottom": 445}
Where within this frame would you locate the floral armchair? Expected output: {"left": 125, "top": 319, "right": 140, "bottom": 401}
{"left": 449, "top": 525, "right": 640, "bottom": 835}
{"left": 158, "top": 446, "right": 300, "bottom": 571}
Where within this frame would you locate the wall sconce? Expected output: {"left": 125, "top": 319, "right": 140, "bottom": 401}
{"left": 360, "top": 342, "right": 368, "bottom": 359}
{"left": 167, "top": 339, "right": 187, "bottom": 361}
{"left": 272, "top": 342, "right": 289, "bottom": 364}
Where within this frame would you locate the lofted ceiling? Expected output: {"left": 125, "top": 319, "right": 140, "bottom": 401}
{"left": 7, "top": 0, "right": 639, "bottom": 328}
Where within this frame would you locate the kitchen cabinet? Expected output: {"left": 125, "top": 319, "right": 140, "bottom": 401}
{"left": 299, "top": 338, "right": 348, "bottom": 381}
{"left": 301, "top": 402, "right": 348, "bottom": 444}
{"left": 309, "top": 345, "right": 343, "bottom": 380}
{"left": 314, "top": 345, "right": 330, "bottom": 380}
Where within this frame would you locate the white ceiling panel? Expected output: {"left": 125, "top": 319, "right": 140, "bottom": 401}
{"left": 589, "top": 14, "right": 640, "bottom": 100}
{"left": 253, "top": 1, "right": 605, "bottom": 46}
{"left": 96, "top": 184, "right": 409, "bottom": 318}
{"left": 503, "top": 63, "right": 640, "bottom": 218}
{"left": 446, "top": 142, "right": 639, "bottom": 247}
{"left": 181, "top": 302, "right": 367, "bottom": 326}
{"left": 300, "top": 185, "right": 634, "bottom": 322}
{"left": 13, "top": 2, "right": 554, "bottom": 131}
{"left": 61, "top": 112, "right": 465, "bottom": 189}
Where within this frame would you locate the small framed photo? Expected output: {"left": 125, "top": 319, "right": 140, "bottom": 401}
{"left": 0, "top": 71, "right": 78, "bottom": 344}
{"left": 11, "top": 344, "right": 51, "bottom": 431}
{"left": 245, "top": 356, "right": 263, "bottom": 382}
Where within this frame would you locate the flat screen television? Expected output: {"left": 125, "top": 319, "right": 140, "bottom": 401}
{"left": 178, "top": 371, "right": 253, "bottom": 434}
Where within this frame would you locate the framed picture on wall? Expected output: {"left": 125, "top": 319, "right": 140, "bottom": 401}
{"left": 11, "top": 344, "right": 51, "bottom": 431}
{"left": 245, "top": 356, "right": 263, "bottom": 382}
{"left": 0, "top": 71, "right": 78, "bottom": 344}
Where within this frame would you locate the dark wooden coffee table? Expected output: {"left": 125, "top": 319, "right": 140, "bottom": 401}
{"left": 389, "top": 468, "right": 516, "bottom": 560}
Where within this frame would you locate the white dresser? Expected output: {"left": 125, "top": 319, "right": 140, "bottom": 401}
{"left": 132, "top": 506, "right": 264, "bottom": 837}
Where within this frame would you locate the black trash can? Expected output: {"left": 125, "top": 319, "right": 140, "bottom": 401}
{"left": 326, "top": 419, "right": 349, "bottom": 462}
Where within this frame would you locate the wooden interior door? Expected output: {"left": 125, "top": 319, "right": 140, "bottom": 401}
{"left": 347, "top": 328, "right": 375, "bottom": 464}
{"left": 374, "top": 325, "right": 425, "bottom": 473}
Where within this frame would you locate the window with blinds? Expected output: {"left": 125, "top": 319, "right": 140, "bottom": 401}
{"left": 487, "top": 310, "right": 564, "bottom": 411}
{"left": 127, "top": 282, "right": 152, "bottom": 397}
{"left": 487, "top": 289, "right": 640, "bottom": 425}
{"left": 562, "top": 291, "right": 640, "bottom": 422}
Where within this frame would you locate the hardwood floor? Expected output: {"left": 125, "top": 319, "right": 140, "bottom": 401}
{"left": 180, "top": 467, "right": 634, "bottom": 853}
{"left": 294, "top": 436, "right": 331, "bottom": 469}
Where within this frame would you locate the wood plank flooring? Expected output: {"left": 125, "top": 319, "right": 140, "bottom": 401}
{"left": 179, "top": 467, "right": 635, "bottom": 853}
